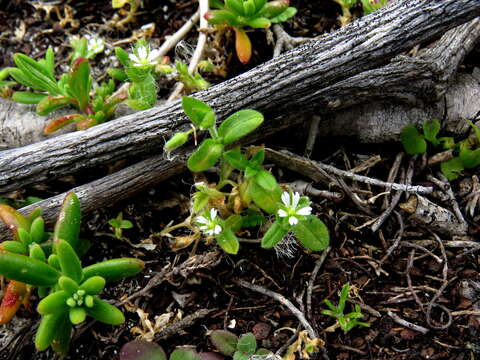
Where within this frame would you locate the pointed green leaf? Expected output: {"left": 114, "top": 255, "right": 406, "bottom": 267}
{"left": 423, "top": 119, "right": 441, "bottom": 146}
{"left": 182, "top": 96, "right": 216, "bottom": 127}
{"left": 218, "top": 110, "right": 263, "bottom": 145}
{"left": 13, "top": 53, "right": 59, "bottom": 94}
{"left": 261, "top": 221, "right": 288, "bottom": 248}
{"left": 225, "top": 214, "right": 243, "bottom": 232}
{"left": 205, "top": 9, "right": 240, "bottom": 26}
{"left": 115, "top": 47, "right": 130, "bottom": 67}
{"left": 255, "top": 170, "right": 279, "bottom": 192}
{"left": 44, "top": 114, "right": 85, "bottom": 134}
{"left": 1, "top": 241, "right": 27, "bottom": 254}
{"left": 36, "top": 95, "right": 72, "bottom": 115}
{"left": 30, "top": 217, "right": 45, "bottom": 244}
{"left": 293, "top": 216, "right": 329, "bottom": 251}
{"left": 225, "top": 0, "right": 245, "bottom": 15}
{"left": 53, "top": 192, "right": 81, "bottom": 251}
{"left": 259, "top": 0, "right": 289, "bottom": 18}
{"left": 66, "top": 58, "right": 92, "bottom": 111}
{"left": 12, "top": 91, "right": 47, "bottom": 104}
{"left": 223, "top": 150, "right": 249, "bottom": 170}
{"left": 29, "top": 243, "right": 46, "bottom": 262}
{"left": 56, "top": 239, "right": 83, "bottom": 283}
{"left": 400, "top": 126, "right": 426, "bottom": 155}
{"left": 269, "top": 6, "right": 297, "bottom": 23}
{"left": 237, "top": 333, "right": 257, "bottom": 355}
{"left": 247, "top": 180, "right": 281, "bottom": 214}
{"left": 215, "top": 228, "right": 240, "bottom": 254}
{"left": 459, "top": 148, "right": 480, "bottom": 169}
{"left": 187, "top": 139, "right": 224, "bottom": 172}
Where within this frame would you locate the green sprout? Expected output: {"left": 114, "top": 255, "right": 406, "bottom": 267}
{"left": 210, "top": 330, "right": 272, "bottom": 359}
{"left": 108, "top": 212, "right": 134, "bottom": 239}
{"left": 162, "top": 96, "right": 330, "bottom": 255}
{"left": 401, "top": 119, "right": 480, "bottom": 180}
{"left": 321, "top": 283, "right": 370, "bottom": 333}
{"left": 0, "top": 192, "right": 144, "bottom": 355}
{"left": 205, "top": 0, "right": 297, "bottom": 64}
{"left": 3, "top": 48, "right": 127, "bottom": 133}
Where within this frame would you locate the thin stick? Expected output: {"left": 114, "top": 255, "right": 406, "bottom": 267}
{"left": 383, "top": 152, "right": 404, "bottom": 209}
{"left": 378, "top": 211, "right": 405, "bottom": 265}
{"left": 307, "top": 247, "right": 331, "bottom": 322}
{"left": 304, "top": 115, "right": 321, "bottom": 158}
{"left": 168, "top": 0, "right": 209, "bottom": 101}
{"left": 234, "top": 279, "right": 317, "bottom": 339}
{"left": 387, "top": 311, "right": 429, "bottom": 334}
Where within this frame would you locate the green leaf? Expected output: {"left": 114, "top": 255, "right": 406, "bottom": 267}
{"left": 44, "top": 114, "right": 85, "bottom": 134}
{"left": 193, "top": 192, "right": 210, "bottom": 214}
{"left": 79, "top": 276, "right": 106, "bottom": 295}
{"left": 182, "top": 96, "right": 216, "bottom": 127}
{"left": 187, "top": 139, "right": 224, "bottom": 172}
{"left": 0, "top": 252, "right": 60, "bottom": 286}
{"left": 293, "top": 216, "right": 330, "bottom": 251}
{"left": 36, "top": 95, "right": 72, "bottom": 115}
{"left": 50, "top": 312, "right": 72, "bottom": 355}
{"left": 35, "top": 313, "right": 64, "bottom": 351}
{"left": 127, "top": 74, "right": 157, "bottom": 110}
{"left": 440, "top": 157, "right": 464, "bottom": 180}
{"left": 469, "top": 121, "right": 480, "bottom": 140}
{"left": 247, "top": 180, "right": 281, "bottom": 214}
{"left": 338, "top": 283, "right": 349, "bottom": 312}
{"left": 400, "top": 126, "right": 427, "bottom": 155}
{"left": 233, "top": 352, "right": 250, "bottom": 360}
{"left": 225, "top": 214, "right": 243, "bottom": 232}
{"left": 30, "top": 217, "right": 45, "bottom": 244}
{"left": 58, "top": 276, "right": 79, "bottom": 294}
{"left": 261, "top": 222, "right": 288, "bottom": 248}
{"left": 237, "top": 333, "right": 257, "bottom": 355}
{"left": 44, "top": 47, "right": 55, "bottom": 77}
{"left": 423, "top": 119, "right": 441, "bottom": 146}
{"left": 29, "top": 243, "right": 46, "bottom": 262}
{"left": 270, "top": 6, "right": 297, "bottom": 23}
{"left": 37, "top": 290, "right": 69, "bottom": 315}
{"left": 223, "top": 150, "right": 249, "bottom": 170}
{"left": 205, "top": 9, "right": 240, "bottom": 26}
{"left": 209, "top": 0, "right": 225, "bottom": 9}
{"left": 243, "top": 0, "right": 257, "bottom": 17}
{"left": 119, "top": 340, "right": 167, "bottom": 360}
{"left": 12, "top": 91, "right": 47, "bottom": 104}
{"left": 218, "top": 110, "right": 264, "bottom": 145}
{"left": 108, "top": 68, "right": 128, "bottom": 82}
{"left": 86, "top": 297, "right": 125, "bottom": 325}
{"left": 242, "top": 210, "right": 266, "bottom": 227}
{"left": 1, "top": 241, "right": 27, "bottom": 254}
{"left": 225, "top": 0, "right": 245, "bottom": 15}
{"left": 53, "top": 192, "right": 81, "bottom": 251}
{"left": 13, "top": 53, "right": 59, "bottom": 94}
{"left": 215, "top": 228, "right": 240, "bottom": 254}
{"left": 459, "top": 148, "right": 480, "bottom": 169}
{"left": 170, "top": 349, "right": 202, "bottom": 360}
{"left": 69, "top": 307, "right": 87, "bottom": 324}
{"left": 164, "top": 131, "right": 191, "bottom": 152}
{"left": 254, "top": 170, "right": 279, "bottom": 192}
{"left": 115, "top": 47, "right": 130, "bottom": 67}
{"left": 253, "top": 0, "right": 267, "bottom": 12}
{"left": 82, "top": 258, "right": 144, "bottom": 282}
{"left": 9, "top": 68, "right": 46, "bottom": 92}
{"left": 0, "top": 204, "right": 30, "bottom": 238}
{"left": 55, "top": 240, "right": 83, "bottom": 283}
{"left": 210, "top": 330, "right": 238, "bottom": 356}
{"left": 250, "top": 148, "right": 265, "bottom": 168}
{"left": 259, "top": 0, "right": 289, "bottom": 18}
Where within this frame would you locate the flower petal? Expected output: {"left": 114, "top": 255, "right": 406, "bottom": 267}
{"left": 205, "top": 229, "right": 214, "bottom": 236}
{"left": 214, "top": 225, "right": 222, "bottom": 235}
{"left": 292, "top": 192, "right": 300, "bottom": 208}
{"left": 196, "top": 216, "right": 209, "bottom": 224}
{"left": 138, "top": 46, "right": 148, "bottom": 60}
{"left": 281, "top": 192, "right": 290, "bottom": 207}
{"left": 210, "top": 208, "right": 217, "bottom": 220}
{"left": 288, "top": 216, "right": 298, "bottom": 226}
{"left": 296, "top": 206, "right": 312, "bottom": 216}
{"left": 149, "top": 49, "right": 161, "bottom": 61}
{"left": 199, "top": 225, "right": 208, "bottom": 231}
{"left": 277, "top": 209, "right": 288, "bottom": 217}
{"left": 129, "top": 54, "right": 140, "bottom": 63}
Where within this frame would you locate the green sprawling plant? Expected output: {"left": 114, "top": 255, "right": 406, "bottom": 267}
{"left": 2, "top": 47, "right": 126, "bottom": 133}
{"left": 360, "top": 0, "right": 388, "bottom": 14}
{"left": 163, "top": 96, "right": 329, "bottom": 255}
{"left": 401, "top": 119, "right": 480, "bottom": 180}
{"left": 210, "top": 330, "right": 272, "bottom": 360}
{"left": 108, "top": 212, "right": 134, "bottom": 239}
{"left": 321, "top": 283, "right": 369, "bottom": 333}
{"left": 156, "top": 60, "right": 211, "bottom": 92}
{"left": 205, "top": 0, "right": 297, "bottom": 64}
{"left": 0, "top": 193, "right": 144, "bottom": 355}
{"left": 330, "top": 0, "right": 388, "bottom": 26}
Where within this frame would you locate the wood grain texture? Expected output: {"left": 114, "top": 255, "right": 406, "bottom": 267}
{"left": 0, "top": 0, "right": 480, "bottom": 194}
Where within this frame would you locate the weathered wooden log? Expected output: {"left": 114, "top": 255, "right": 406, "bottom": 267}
{"left": 0, "top": 0, "right": 479, "bottom": 194}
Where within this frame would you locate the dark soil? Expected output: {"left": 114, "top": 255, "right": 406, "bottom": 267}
{"left": 0, "top": 1, "right": 479, "bottom": 360}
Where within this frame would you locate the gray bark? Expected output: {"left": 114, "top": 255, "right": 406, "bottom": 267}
{"left": 0, "top": 0, "right": 479, "bottom": 194}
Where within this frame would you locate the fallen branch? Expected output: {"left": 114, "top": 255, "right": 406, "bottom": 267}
{"left": 0, "top": 0, "right": 479, "bottom": 194}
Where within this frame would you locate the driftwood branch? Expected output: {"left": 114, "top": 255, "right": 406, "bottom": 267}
{"left": 0, "top": 0, "right": 479, "bottom": 194}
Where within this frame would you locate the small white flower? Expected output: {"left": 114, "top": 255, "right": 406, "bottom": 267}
{"left": 86, "top": 36, "right": 105, "bottom": 55}
{"left": 129, "top": 45, "right": 161, "bottom": 67}
{"left": 277, "top": 191, "right": 312, "bottom": 226}
{"left": 196, "top": 208, "right": 222, "bottom": 236}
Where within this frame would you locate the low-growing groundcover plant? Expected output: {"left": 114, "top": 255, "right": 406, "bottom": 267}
{"left": 205, "top": 0, "right": 297, "bottom": 64}
{"left": 321, "top": 283, "right": 369, "bottom": 333}
{"left": 163, "top": 96, "right": 329, "bottom": 255}
{"left": 0, "top": 192, "right": 144, "bottom": 355}
{"left": 401, "top": 119, "right": 480, "bottom": 180}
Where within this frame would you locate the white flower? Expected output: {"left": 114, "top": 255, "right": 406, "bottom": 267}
{"left": 129, "top": 45, "right": 161, "bottom": 67}
{"left": 277, "top": 191, "right": 312, "bottom": 226}
{"left": 196, "top": 208, "right": 222, "bottom": 236}
{"left": 86, "top": 36, "right": 105, "bottom": 55}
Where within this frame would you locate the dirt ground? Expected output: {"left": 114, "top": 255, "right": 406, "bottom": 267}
{"left": 0, "top": 1, "right": 479, "bottom": 359}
